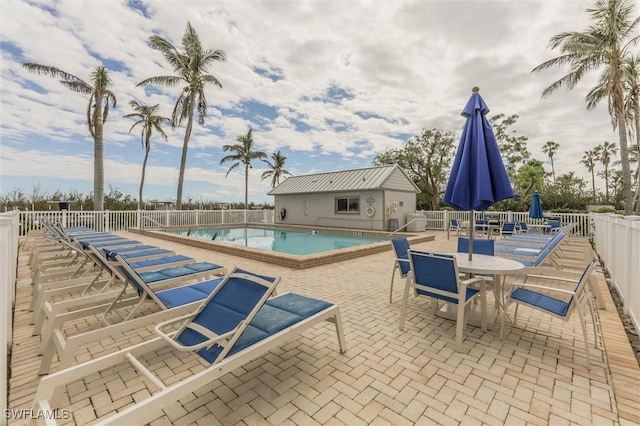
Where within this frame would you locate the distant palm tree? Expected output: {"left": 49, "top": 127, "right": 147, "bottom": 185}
{"left": 261, "top": 151, "right": 292, "bottom": 189}
{"left": 595, "top": 141, "right": 618, "bottom": 203}
{"left": 124, "top": 101, "right": 171, "bottom": 210}
{"left": 542, "top": 140, "right": 560, "bottom": 183}
{"left": 531, "top": 0, "right": 640, "bottom": 214}
{"left": 22, "top": 64, "right": 116, "bottom": 210}
{"left": 220, "top": 129, "right": 267, "bottom": 208}
{"left": 580, "top": 149, "right": 599, "bottom": 197}
{"left": 138, "top": 21, "right": 226, "bottom": 209}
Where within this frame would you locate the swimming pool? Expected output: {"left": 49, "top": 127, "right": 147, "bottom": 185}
{"left": 133, "top": 225, "right": 434, "bottom": 269}
{"left": 172, "top": 226, "right": 387, "bottom": 255}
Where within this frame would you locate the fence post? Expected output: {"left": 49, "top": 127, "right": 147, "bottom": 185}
{"left": 104, "top": 210, "right": 110, "bottom": 233}
{"left": 61, "top": 210, "right": 67, "bottom": 229}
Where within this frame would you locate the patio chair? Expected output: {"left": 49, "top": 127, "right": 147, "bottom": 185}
{"left": 516, "top": 221, "right": 529, "bottom": 233}
{"left": 32, "top": 269, "right": 347, "bottom": 425}
{"left": 504, "top": 259, "right": 598, "bottom": 369}
{"left": 491, "top": 221, "right": 519, "bottom": 238}
{"left": 456, "top": 238, "right": 496, "bottom": 300}
{"left": 547, "top": 220, "right": 561, "bottom": 234}
{"left": 399, "top": 250, "right": 487, "bottom": 352}
{"left": 389, "top": 237, "right": 411, "bottom": 303}
{"left": 450, "top": 218, "right": 467, "bottom": 236}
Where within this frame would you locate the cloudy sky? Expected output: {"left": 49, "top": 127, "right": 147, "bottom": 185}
{"left": 0, "top": 0, "right": 622, "bottom": 206}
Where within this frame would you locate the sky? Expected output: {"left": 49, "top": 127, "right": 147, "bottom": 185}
{"left": 0, "top": 0, "right": 624, "bottom": 206}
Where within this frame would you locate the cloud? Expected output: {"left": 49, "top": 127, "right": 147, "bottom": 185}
{"left": 0, "top": 0, "right": 625, "bottom": 204}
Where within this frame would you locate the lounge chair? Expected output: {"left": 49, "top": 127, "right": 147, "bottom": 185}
{"left": 491, "top": 221, "right": 519, "bottom": 238}
{"left": 503, "top": 259, "right": 599, "bottom": 368}
{"left": 399, "top": 250, "right": 487, "bottom": 352}
{"left": 34, "top": 243, "right": 226, "bottom": 351}
{"left": 389, "top": 237, "right": 411, "bottom": 302}
{"left": 31, "top": 268, "right": 346, "bottom": 425}
{"left": 450, "top": 218, "right": 467, "bottom": 236}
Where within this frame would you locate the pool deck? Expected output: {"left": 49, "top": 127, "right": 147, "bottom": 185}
{"left": 8, "top": 231, "right": 640, "bottom": 425}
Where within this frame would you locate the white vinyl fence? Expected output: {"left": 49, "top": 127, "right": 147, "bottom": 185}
{"left": 416, "top": 210, "right": 592, "bottom": 237}
{"left": 0, "top": 211, "right": 19, "bottom": 421}
{"left": 14, "top": 209, "right": 274, "bottom": 237}
{"left": 592, "top": 214, "right": 640, "bottom": 332}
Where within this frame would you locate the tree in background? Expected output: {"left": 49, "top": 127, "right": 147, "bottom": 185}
{"left": 220, "top": 129, "right": 267, "bottom": 208}
{"left": 580, "top": 148, "right": 599, "bottom": 198}
{"left": 124, "top": 101, "right": 171, "bottom": 210}
{"left": 595, "top": 141, "right": 618, "bottom": 203}
{"left": 138, "top": 22, "right": 226, "bottom": 209}
{"left": 261, "top": 151, "right": 292, "bottom": 188}
{"left": 532, "top": 0, "right": 640, "bottom": 214}
{"left": 373, "top": 128, "right": 455, "bottom": 210}
{"left": 22, "top": 64, "right": 116, "bottom": 211}
{"left": 542, "top": 140, "right": 560, "bottom": 183}
{"left": 490, "top": 114, "right": 531, "bottom": 176}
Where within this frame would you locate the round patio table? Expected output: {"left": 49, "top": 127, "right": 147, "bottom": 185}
{"left": 443, "top": 253, "right": 525, "bottom": 337}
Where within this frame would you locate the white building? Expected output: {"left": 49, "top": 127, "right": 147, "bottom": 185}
{"left": 268, "top": 165, "right": 420, "bottom": 231}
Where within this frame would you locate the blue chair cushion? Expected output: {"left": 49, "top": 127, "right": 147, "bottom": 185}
{"left": 156, "top": 282, "right": 220, "bottom": 308}
{"left": 138, "top": 262, "right": 223, "bottom": 283}
{"left": 127, "top": 255, "right": 193, "bottom": 269}
{"left": 417, "top": 287, "right": 479, "bottom": 304}
{"left": 510, "top": 288, "right": 570, "bottom": 317}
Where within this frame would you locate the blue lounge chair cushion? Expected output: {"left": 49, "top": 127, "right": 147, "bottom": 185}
{"left": 119, "top": 249, "right": 173, "bottom": 260}
{"left": 83, "top": 240, "right": 139, "bottom": 249}
{"left": 104, "top": 245, "right": 157, "bottom": 255}
{"left": 186, "top": 293, "right": 333, "bottom": 363}
{"left": 138, "top": 262, "right": 223, "bottom": 283}
{"left": 510, "top": 288, "right": 570, "bottom": 317}
{"left": 156, "top": 278, "right": 223, "bottom": 308}
{"left": 127, "top": 255, "right": 193, "bottom": 269}
{"left": 417, "top": 287, "right": 479, "bottom": 305}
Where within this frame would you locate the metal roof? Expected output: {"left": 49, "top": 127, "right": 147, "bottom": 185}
{"left": 268, "top": 164, "right": 420, "bottom": 195}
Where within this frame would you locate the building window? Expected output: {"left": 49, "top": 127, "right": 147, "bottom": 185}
{"left": 336, "top": 196, "right": 360, "bottom": 213}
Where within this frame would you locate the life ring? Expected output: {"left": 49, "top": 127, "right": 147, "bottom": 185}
{"left": 365, "top": 205, "right": 375, "bottom": 217}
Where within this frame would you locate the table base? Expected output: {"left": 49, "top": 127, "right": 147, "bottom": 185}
{"left": 436, "top": 303, "right": 498, "bottom": 329}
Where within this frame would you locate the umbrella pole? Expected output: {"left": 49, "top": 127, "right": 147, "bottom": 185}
{"left": 468, "top": 210, "right": 474, "bottom": 261}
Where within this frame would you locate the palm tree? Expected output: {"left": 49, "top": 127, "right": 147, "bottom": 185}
{"left": 580, "top": 148, "right": 599, "bottom": 197}
{"left": 124, "top": 101, "right": 171, "bottom": 210}
{"left": 220, "top": 129, "right": 267, "bottom": 208}
{"left": 261, "top": 151, "right": 292, "bottom": 189}
{"left": 622, "top": 55, "right": 640, "bottom": 213}
{"left": 595, "top": 141, "right": 618, "bottom": 203}
{"left": 138, "top": 22, "right": 226, "bottom": 209}
{"left": 542, "top": 140, "right": 560, "bottom": 183}
{"left": 531, "top": 0, "right": 640, "bottom": 214}
{"left": 22, "top": 64, "right": 116, "bottom": 210}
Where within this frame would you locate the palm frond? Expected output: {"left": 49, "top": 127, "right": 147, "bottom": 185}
{"left": 137, "top": 75, "right": 183, "bottom": 88}
{"left": 22, "top": 63, "right": 85, "bottom": 83}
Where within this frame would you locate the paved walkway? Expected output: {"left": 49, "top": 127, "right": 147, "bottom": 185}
{"left": 8, "top": 231, "right": 640, "bottom": 425}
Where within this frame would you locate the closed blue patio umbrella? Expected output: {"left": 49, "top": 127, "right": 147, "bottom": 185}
{"left": 529, "top": 190, "right": 543, "bottom": 219}
{"left": 443, "top": 87, "right": 517, "bottom": 259}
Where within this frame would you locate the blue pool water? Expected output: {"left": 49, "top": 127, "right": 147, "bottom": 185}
{"left": 173, "top": 227, "right": 387, "bottom": 255}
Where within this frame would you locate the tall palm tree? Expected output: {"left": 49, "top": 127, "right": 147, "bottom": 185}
{"left": 138, "top": 22, "right": 226, "bottom": 209}
{"left": 261, "top": 151, "right": 292, "bottom": 189}
{"left": 124, "top": 101, "right": 171, "bottom": 210}
{"left": 580, "top": 148, "right": 599, "bottom": 197}
{"left": 542, "top": 140, "right": 560, "bottom": 183}
{"left": 220, "top": 129, "right": 267, "bottom": 208}
{"left": 531, "top": 0, "right": 640, "bottom": 214}
{"left": 595, "top": 141, "right": 618, "bottom": 203}
{"left": 22, "top": 64, "right": 116, "bottom": 210}
{"left": 622, "top": 55, "right": 640, "bottom": 213}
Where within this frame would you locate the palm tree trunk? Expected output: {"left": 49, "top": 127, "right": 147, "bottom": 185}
{"left": 244, "top": 164, "right": 249, "bottom": 209}
{"left": 634, "top": 93, "right": 640, "bottom": 214}
{"left": 139, "top": 143, "right": 150, "bottom": 211}
{"left": 616, "top": 98, "right": 632, "bottom": 214}
{"left": 94, "top": 92, "right": 105, "bottom": 211}
{"left": 591, "top": 169, "right": 596, "bottom": 198}
{"left": 551, "top": 157, "right": 556, "bottom": 183}
{"left": 176, "top": 97, "right": 196, "bottom": 210}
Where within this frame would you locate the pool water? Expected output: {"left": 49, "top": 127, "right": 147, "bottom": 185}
{"left": 173, "top": 227, "right": 387, "bottom": 255}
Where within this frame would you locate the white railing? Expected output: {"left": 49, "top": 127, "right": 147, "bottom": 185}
{"left": 592, "top": 214, "right": 640, "bottom": 332}
{"left": 416, "top": 210, "right": 592, "bottom": 236}
{"left": 14, "top": 209, "right": 275, "bottom": 237}
{"left": 1, "top": 211, "right": 19, "bottom": 420}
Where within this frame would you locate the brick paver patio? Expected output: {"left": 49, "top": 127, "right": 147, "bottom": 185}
{"left": 8, "top": 231, "right": 640, "bottom": 425}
